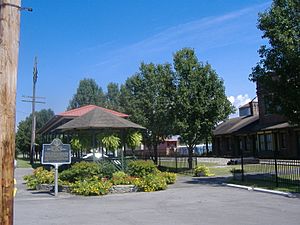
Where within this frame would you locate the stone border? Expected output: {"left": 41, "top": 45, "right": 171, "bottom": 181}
{"left": 36, "top": 184, "right": 138, "bottom": 194}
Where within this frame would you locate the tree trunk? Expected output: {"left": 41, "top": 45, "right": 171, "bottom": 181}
{"left": 0, "top": 1, "right": 20, "bottom": 224}
{"left": 153, "top": 144, "right": 158, "bottom": 165}
{"left": 187, "top": 145, "right": 194, "bottom": 170}
{"left": 206, "top": 138, "right": 209, "bottom": 156}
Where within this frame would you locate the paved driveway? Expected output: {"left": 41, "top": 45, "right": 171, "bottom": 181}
{"left": 14, "top": 168, "right": 300, "bottom": 225}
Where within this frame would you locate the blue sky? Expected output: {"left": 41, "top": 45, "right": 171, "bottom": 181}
{"left": 17, "top": 0, "right": 271, "bottom": 124}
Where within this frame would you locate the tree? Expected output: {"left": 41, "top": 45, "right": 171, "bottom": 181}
{"left": 16, "top": 109, "right": 55, "bottom": 158}
{"left": 105, "top": 82, "right": 122, "bottom": 111}
{"left": 120, "top": 63, "right": 176, "bottom": 163}
{"left": 174, "top": 48, "right": 233, "bottom": 169}
{"left": 250, "top": 0, "right": 300, "bottom": 124}
{"left": 15, "top": 119, "right": 31, "bottom": 157}
{"left": 68, "top": 78, "right": 105, "bottom": 110}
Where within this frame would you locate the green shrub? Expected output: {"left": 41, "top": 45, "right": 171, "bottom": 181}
{"left": 127, "top": 160, "right": 159, "bottom": 177}
{"left": 59, "top": 161, "right": 102, "bottom": 183}
{"left": 111, "top": 171, "right": 136, "bottom": 185}
{"left": 23, "top": 174, "right": 39, "bottom": 189}
{"left": 159, "top": 172, "right": 177, "bottom": 184}
{"left": 194, "top": 165, "right": 214, "bottom": 177}
{"left": 23, "top": 167, "right": 54, "bottom": 189}
{"left": 70, "top": 178, "right": 112, "bottom": 196}
{"left": 97, "top": 160, "right": 116, "bottom": 179}
{"left": 134, "top": 174, "right": 167, "bottom": 192}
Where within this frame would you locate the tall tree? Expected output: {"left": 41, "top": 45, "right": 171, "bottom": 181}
{"left": 250, "top": 0, "right": 300, "bottom": 124}
{"left": 68, "top": 78, "right": 105, "bottom": 110}
{"left": 105, "top": 82, "right": 122, "bottom": 111}
{"left": 174, "top": 48, "right": 233, "bottom": 169}
{"left": 16, "top": 109, "right": 55, "bottom": 157}
{"left": 120, "top": 63, "right": 176, "bottom": 163}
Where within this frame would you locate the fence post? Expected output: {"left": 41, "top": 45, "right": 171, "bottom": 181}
{"left": 240, "top": 140, "right": 244, "bottom": 182}
{"left": 158, "top": 152, "right": 161, "bottom": 167}
{"left": 274, "top": 132, "right": 279, "bottom": 187}
{"left": 175, "top": 152, "right": 178, "bottom": 173}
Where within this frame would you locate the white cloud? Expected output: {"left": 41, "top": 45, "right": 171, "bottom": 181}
{"left": 228, "top": 94, "right": 252, "bottom": 118}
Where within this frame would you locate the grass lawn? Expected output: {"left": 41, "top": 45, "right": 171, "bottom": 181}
{"left": 209, "top": 165, "right": 241, "bottom": 177}
{"left": 159, "top": 158, "right": 241, "bottom": 176}
{"left": 159, "top": 160, "right": 218, "bottom": 168}
{"left": 16, "top": 158, "right": 41, "bottom": 168}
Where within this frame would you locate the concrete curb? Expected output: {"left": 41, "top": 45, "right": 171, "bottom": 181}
{"left": 223, "top": 183, "right": 296, "bottom": 198}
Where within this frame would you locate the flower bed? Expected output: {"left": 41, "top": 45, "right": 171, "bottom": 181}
{"left": 24, "top": 161, "right": 177, "bottom": 196}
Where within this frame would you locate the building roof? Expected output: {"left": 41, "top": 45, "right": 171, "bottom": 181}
{"left": 213, "top": 115, "right": 259, "bottom": 136}
{"left": 38, "top": 105, "right": 129, "bottom": 135}
{"left": 56, "top": 108, "right": 145, "bottom": 131}
{"left": 239, "top": 101, "right": 258, "bottom": 109}
{"left": 58, "top": 105, "right": 128, "bottom": 118}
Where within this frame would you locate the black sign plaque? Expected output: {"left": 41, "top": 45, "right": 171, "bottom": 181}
{"left": 42, "top": 138, "right": 71, "bottom": 165}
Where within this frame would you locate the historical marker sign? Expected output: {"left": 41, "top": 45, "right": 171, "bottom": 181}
{"left": 42, "top": 138, "right": 71, "bottom": 165}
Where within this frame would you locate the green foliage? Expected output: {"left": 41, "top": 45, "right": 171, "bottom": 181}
{"left": 127, "top": 160, "right": 159, "bottom": 177}
{"left": 16, "top": 109, "right": 54, "bottom": 155}
{"left": 101, "top": 134, "right": 121, "bottom": 151}
{"left": 59, "top": 162, "right": 102, "bottom": 183}
{"left": 70, "top": 137, "right": 82, "bottom": 153}
{"left": 158, "top": 172, "right": 177, "bottom": 184}
{"left": 59, "top": 161, "right": 116, "bottom": 183}
{"left": 97, "top": 160, "right": 117, "bottom": 179}
{"left": 105, "top": 82, "right": 123, "bottom": 112}
{"left": 250, "top": 0, "right": 300, "bottom": 124}
{"left": 133, "top": 174, "right": 167, "bottom": 192}
{"left": 120, "top": 63, "right": 176, "bottom": 162}
{"left": 23, "top": 167, "right": 54, "bottom": 189}
{"left": 111, "top": 171, "right": 137, "bottom": 185}
{"left": 173, "top": 48, "right": 233, "bottom": 169}
{"left": 120, "top": 49, "right": 232, "bottom": 165}
{"left": 68, "top": 78, "right": 105, "bottom": 110}
{"left": 126, "top": 131, "right": 143, "bottom": 150}
{"left": 194, "top": 165, "right": 214, "bottom": 177}
{"left": 78, "top": 135, "right": 92, "bottom": 150}
{"left": 70, "top": 178, "right": 112, "bottom": 196}
{"left": 23, "top": 175, "right": 39, "bottom": 189}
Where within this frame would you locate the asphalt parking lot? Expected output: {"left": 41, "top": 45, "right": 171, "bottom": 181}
{"left": 14, "top": 168, "right": 300, "bottom": 225}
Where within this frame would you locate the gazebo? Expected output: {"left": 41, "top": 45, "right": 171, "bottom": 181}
{"left": 55, "top": 107, "right": 146, "bottom": 169}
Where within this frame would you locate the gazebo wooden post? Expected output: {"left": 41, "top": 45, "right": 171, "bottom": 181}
{"left": 92, "top": 131, "right": 96, "bottom": 162}
{"left": 121, "top": 130, "right": 125, "bottom": 171}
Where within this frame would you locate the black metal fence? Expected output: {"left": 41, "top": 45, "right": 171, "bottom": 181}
{"left": 157, "top": 154, "right": 300, "bottom": 191}
{"left": 157, "top": 155, "right": 198, "bottom": 174}
{"left": 239, "top": 159, "right": 300, "bottom": 189}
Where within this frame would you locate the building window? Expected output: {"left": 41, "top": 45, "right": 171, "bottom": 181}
{"left": 280, "top": 133, "right": 287, "bottom": 149}
{"left": 259, "top": 134, "right": 265, "bottom": 151}
{"left": 266, "top": 134, "right": 273, "bottom": 151}
{"left": 246, "top": 136, "right": 251, "bottom": 152}
{"left": 258, "top": 134, "right": 273, "bottom": 152}
{"left": 239, "top": 137, "right": 243, "bottom": 151}
{"left": 297, "top": 132, "right": 300, "bottom": 155}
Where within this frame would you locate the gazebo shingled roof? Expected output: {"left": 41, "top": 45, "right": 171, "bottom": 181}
{"left": 38, "top": 105, "right": 129, "bottom": 135}
{"left": 58, "top": 105, "right": 128, "bottom": 118}
{"left": 56, "top": 108, "right": 145, "bottom": 131}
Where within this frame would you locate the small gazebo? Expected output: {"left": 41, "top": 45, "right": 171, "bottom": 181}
{"left": 56, "top": 107, "right": 145, "bottom": 168}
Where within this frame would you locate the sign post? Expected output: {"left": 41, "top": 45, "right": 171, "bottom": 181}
{"left": 41, "top": 138, "right": 71, "bottom": 196}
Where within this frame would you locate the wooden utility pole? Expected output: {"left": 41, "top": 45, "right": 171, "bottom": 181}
{"left": 22, "top": 57, "right": 45, "bottom": 164}
{"left": 0, "top": 0, "right": 21, "bottom": 224}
